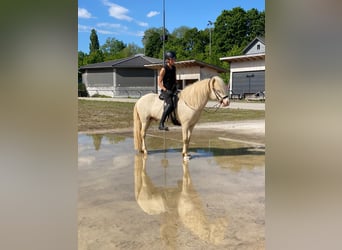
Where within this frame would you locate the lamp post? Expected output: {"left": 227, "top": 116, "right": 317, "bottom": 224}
{"left": 207, "top": 20, "right": 213, "bottom": 59}
{"left": 162, "top": 0, "right": 166, "bottom": 66}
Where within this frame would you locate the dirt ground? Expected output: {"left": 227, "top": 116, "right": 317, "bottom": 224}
{"left": 78, "top": 120, "right": 265, "bottom": 249}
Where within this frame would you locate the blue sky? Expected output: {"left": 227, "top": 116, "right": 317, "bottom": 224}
{"left": 78, "top": 0, "right": 265, "bottom": 53}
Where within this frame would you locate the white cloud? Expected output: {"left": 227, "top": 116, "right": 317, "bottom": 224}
{"left": 103, "top": 0, "right": 133, "bottom": 21}
{"left": 136, "top": 31, "right": 145, "bottom": 37}
{"left": 147, "top": 11, "right": 160, "bottom": 18}
{"left": 136, "top": 21, "right": 148, "bottom": 27}
{"left": 78, "top": 24, "right": 115, "bottom": 35}
{"left": 78, "top": 8, "right": 92, "bottom": 19}
{"left": 97, "top": 29, "right": 117, "bottom": 35}
{"left": 96, "top": 23, "right": 122, "bottom": 29}
{"left": 78, "top": 24, "right": 92, "bottom": 32}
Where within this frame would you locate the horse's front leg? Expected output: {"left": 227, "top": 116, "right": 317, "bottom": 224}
{"left": 141, "top": 120, "right": 151, "bottom": 154}
{"left": 182, "top": 125, "right": 194, "bottom": 161}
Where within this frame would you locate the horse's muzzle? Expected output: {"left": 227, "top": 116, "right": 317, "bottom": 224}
{"left": 221, "top": 98, "right": 229, "bottom": 107}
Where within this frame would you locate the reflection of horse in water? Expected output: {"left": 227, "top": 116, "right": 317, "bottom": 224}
{"left": 133, "top": 76, "right": 229, "bottom": 160}
{"left": 134, "top": 154, "right": 228, "bottom": 247}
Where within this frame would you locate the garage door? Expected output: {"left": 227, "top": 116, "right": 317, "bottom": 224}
{"left": 232, "top": 70, "right": 265, "bottom": 97}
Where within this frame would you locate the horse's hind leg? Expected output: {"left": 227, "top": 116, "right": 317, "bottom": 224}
{"left": 141, "top": 120, "right": 151, "bottom": 154}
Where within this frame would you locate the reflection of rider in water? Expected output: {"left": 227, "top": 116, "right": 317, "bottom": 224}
{"left": 158, "top": 51, "right": 179, "bottom": 131}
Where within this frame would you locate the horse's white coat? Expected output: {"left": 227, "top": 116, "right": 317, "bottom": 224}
{"left": 133, "top": 76, "right": 229, "bottom": 159}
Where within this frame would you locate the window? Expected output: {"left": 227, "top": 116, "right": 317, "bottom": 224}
{"left": 257, "top": 44, "right": 260, "bottom": 50}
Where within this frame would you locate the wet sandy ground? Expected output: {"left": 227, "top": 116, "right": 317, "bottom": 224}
{"left": 78, "top": 120, "right": 265, "bottom": 249}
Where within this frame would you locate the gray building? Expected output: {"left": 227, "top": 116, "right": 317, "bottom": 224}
{"left": 80, "top": 54, "right": 227, "bottom": 97}
{"left": 79, "top": 54, "right": 162, "bottom": 97}
{"left": 220, "top": 37, "right": 265, "bottom": 99}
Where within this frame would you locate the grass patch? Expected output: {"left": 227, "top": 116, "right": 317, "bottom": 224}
{"left": 78, "top": 100, "right": 135, "bottom": 131}
{"left": 78, "top": 99, "right": 265, "bottom": 132}
{"left": 199, "top": 108, "right": 265, "bottom": 123}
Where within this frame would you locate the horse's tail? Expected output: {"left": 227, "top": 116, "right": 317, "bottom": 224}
{"left": 133, "top": 103, "right": 142, "bottom": 152}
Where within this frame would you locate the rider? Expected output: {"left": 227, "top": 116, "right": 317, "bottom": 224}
{"left": 158, "top": 51, "right": 178, "bottom": 131}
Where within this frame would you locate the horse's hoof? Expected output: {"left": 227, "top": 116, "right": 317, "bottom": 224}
{"left": 183, "top": 154, "right": 191, "bottom": 161}
{"left": 139, "top": 149, "right": 148, "bottom": 155}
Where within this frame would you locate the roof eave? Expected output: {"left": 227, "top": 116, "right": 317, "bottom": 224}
{"left": 144, "top": 60, "right": 227, "bottom": 73}
{"left": 220, "top": 53, "right": 265, "bottom": 63}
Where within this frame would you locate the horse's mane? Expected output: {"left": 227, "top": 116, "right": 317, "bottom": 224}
{"left": 179, "top": 78, "right": 211, "bottom": 109}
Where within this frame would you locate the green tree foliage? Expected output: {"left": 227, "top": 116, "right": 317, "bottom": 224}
{"left": 120, "top": 43, "right": 144, "bottom": 57}
{"left": 89, "top": 29, "right": 100, "bottom": 53}
{"left": 78, "top": 30, "right": 145, "bottom": 67}
{"left": 213, "top": 7, "right": 247, "bottom": 57}
{"left": 87, "top": 29, "right": 104, "bottom": 63}
{"left": 246, "top": 8, "right": 265, "bottom": 39}
{"left": 78, "top": 51, "right": 87, "bottom": 67}
{"left": 143, "top": 27, "right": 165, "bottom": 59}
{"left": 101, "top": 37, "right": 126, "bottom": 60}
{"left": 87, "top": 50, "right": 104, "bottom": 64}
{"left": 212, "top": 7, "right": 265, "bottom": 58}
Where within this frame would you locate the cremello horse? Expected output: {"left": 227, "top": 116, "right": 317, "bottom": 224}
{"left": 133, "top": 76, "right": 229, "bottom": 160}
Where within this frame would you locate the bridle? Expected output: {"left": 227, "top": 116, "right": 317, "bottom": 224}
{"left": 210, "top": 78, "right": 229, "bottom": 104}
{"left": 212, "top": 88, "right": 229, "bottom": 104}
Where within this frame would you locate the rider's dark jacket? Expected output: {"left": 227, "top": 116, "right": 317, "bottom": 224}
{"left": 162, "top": 65, "right": 177, "bottom": 92}
{"left": 161, "top": 65, "right": 177, "bottom": 105}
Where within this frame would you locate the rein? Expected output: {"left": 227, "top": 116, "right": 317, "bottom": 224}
{"left": 203, "top": 102, "right": 222, "bottom": 113}
{"left": 205, "top": 77, "right": 229, "bottom": 112}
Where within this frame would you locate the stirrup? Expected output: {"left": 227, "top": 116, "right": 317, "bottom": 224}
{"left": 170, "top": 113, "right": 181, "bottom": 126}
{"left": 172, "top": 119, "right": 181, "bottom": 126}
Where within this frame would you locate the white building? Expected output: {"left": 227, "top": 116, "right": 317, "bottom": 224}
{"left": 220, "top": 37, "right": 265, "bottom": 99}
{"left": 145, "top": 60, "right": 227, "bottom": 91}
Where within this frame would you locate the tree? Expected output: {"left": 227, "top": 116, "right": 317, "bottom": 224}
{"left": 89, "top": 29, "right": 100, "bottom": 53}
{"left": 143, "top": 27, "right": 166, "bottom": 58}
{"left": 213, "top": 7, "right": 248, "bottom": 57}
{"left": 246, "top": 9, "right": 265, "bottom": 39}
{"left": 86, "top": 51, "right": 104, "bottom": 64}
{"left": 87, "top": 29, "right": 104, "bottom": 63}
{"left": 121, "top": 43, "right": 144, "bottom": 57}
{"left": 101, "top": 37, "right": 126, "bottom": 60}
{"left": 78, "top": 51, "right": 87, "bottom": 68}
{"left": 171, "top": 26, "right": 191, "bottom": 39}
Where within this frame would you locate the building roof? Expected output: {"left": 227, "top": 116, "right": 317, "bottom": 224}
{"left": 242, "top": 36, "right": 265, "bottom": 54}
{"left": 79, "top": 54, "right": 163, "bottom": 70}
{"left": 220, "top": 36, "right": 265, "bottom": 63}
{"left": 144, "top": 59, "right": 227, "bottom": 73}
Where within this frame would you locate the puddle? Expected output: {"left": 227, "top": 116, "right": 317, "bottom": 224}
{"left": 78, "top": 130, "right": 265, "bottom": 249}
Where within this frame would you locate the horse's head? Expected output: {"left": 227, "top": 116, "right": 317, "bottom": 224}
{"left": 209, "top": 76, "right": 230, "bottom": 107}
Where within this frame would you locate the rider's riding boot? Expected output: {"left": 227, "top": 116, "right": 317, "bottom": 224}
{"left": 159, "top": 103, "right": 172, "bottom": 131}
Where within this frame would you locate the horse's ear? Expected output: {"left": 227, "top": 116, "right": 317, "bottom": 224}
{"left": 210, "top": 76, "right": 216, "bottom": 88}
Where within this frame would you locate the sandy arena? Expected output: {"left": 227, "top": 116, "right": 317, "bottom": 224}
{"left": 78, "top": 120, "right": 265, "bottom": 249}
